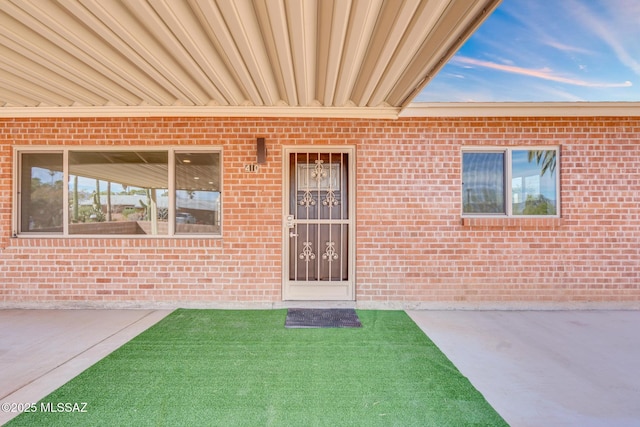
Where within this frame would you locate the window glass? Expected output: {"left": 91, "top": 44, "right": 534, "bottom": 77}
{"left": 68, "top": 151, "right": 169, "bottom": 235}
{"left": 17, "top": 148, "right": 222, "bottom": 237}
{"left": 462, "top": 147, "right": 559, "bottom": 217}
{"left": 20, "top": 152, "right": 64, "bottom": 233}
{"left": 175, "top": 152, "right": 221, "bottom": 234}
{"left": 462, "top": 152, "right": 505, "bottom": 214}
{"left": 511, "top": 150, "right": 557, "bottom": 215}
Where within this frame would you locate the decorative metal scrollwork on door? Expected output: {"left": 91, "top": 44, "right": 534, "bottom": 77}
{"left": 322, "top": 190, "right": 339, "bottom": 207}
{"left": 311, "top": 159, "right": 327, "bottom": 180}
{"left": 322, "top": 241, "right": 339, "bottom": 261}
{"left": 299, "top": 190, "right": 316, "bottom": 207}
{"left": 299, "top": 241, "right": 316, "bottom": 262}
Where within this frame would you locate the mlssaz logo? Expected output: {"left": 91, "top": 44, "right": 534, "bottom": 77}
{"left": 40, "top": 402, "right": 88, "bottom": 413}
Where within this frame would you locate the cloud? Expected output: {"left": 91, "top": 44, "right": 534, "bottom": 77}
{"left": 543, "top": 40, "right": 593, "bottom": 55}
{"left": 569, "top": 0, "right": 640, "bottom": 75}
{"left": 451, "top": 56, "right": 633, "bottom": 88}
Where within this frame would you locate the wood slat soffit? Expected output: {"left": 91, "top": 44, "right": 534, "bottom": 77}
{"left": 0, "top": 0, "right": 499, "bottom": 117}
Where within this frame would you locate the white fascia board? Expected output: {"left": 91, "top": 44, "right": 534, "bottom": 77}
{"left": 7, "top": 102, "right": 637, "bottom": 119}
{"left": 401, "top": 102, "right": 640, "bottom": 117}
{"left": 0, "top": 105, "right": 400, "bottom": 119}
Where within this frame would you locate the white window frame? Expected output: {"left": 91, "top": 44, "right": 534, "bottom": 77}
{"left": 461, "top": 146, "right": 560, "bottom": 218}
{"left": 13, "top": 146, "right": 223, "bottom": 238}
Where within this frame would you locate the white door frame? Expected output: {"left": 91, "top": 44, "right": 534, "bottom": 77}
{"left": 282, "top": 146, "right": 356, "bottom": 301}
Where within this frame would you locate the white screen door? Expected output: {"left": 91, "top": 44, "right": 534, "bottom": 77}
{"left": 282, "top": 147, "right": 355, "bottom": 300}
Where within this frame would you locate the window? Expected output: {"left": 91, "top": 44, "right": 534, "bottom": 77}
{"left": 19, "top": 152, "right": 64, "bottom": 233}
{"left": 174, "top": 152, "right": 221, "bottom": 234}
{"left": 16, "top": 148, "right": 221, "bottom": 236}
{"left": 462, "top": 147, "right": 559, "bottom": 217}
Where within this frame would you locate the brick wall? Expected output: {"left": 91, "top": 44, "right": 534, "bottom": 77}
{"left": 1, "top": 116, "right": 639, "bottom": 308}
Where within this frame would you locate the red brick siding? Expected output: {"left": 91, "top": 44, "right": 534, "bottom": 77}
{"left": 0, "top": 116, "right": 638, "bottom": 306}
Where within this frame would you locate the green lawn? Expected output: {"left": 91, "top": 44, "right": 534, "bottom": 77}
{"left": 8, "top": 309, "right": 507, "bottom": 426}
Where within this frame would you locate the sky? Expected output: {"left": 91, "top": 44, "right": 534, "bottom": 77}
{"left": 417, "top": 0, "right": 640, "bottom": 102}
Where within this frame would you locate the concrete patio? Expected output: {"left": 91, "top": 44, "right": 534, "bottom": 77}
{"left": 407, "top": 310, "right": 640, "bottom": 427}
{"left": 1, "top": 309, "right": 639, "bottom": 426}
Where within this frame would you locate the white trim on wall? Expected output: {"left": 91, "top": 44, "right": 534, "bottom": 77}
{"left": 2, "top": 102, "right": 639, "bottom": 119}
{"left": 401, "top": 102, "right": 640, "bottom": 117}
{"left": 0, "top": 106, "right": 400, "bottom": 119}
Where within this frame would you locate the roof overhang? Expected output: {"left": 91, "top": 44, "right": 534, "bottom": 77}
{"left": 0, "top": 0, "right": 500, "bottom": 119}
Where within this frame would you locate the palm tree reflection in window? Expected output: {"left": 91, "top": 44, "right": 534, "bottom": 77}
{"left": 521, "top": 150, "right": 557, "bottom": 215}
{"left": 527, "top": 150, "right": 556, "bottom": 176}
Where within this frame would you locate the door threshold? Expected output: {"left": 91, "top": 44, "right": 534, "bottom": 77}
{"left": 273, "top": 300, "right": 356, "bottom": 309}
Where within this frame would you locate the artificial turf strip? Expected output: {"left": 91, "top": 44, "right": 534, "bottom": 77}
{"left": 8, "top": 310, "right": 507, "bottom": 427}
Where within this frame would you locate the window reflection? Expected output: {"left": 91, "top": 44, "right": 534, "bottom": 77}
{"left": 68, "top": 151, "right": 169, "bottom": 235}
{"left": 175, "top": 152, "right": 221, "bottom": 234}
{"left": 20, "top": 153, "right": 64, "bottom": 233}
{"left": 512, "top": 150, "right": 557, "bottom": 215}
{"left": 462, "top": 152, "right": 505, "bottom": 214}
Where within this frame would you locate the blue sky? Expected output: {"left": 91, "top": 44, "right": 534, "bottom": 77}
{"left": 417, "top": 0, "right": 640, "bottom": 102}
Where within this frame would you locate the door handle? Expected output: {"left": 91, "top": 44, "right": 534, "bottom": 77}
{"left": 289, "top": 232, "right": 298, "bottom": 238}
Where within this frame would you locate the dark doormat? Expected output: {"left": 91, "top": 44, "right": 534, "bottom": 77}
{"left": 285, "top": 308, "right": 362, "bottom": 328}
